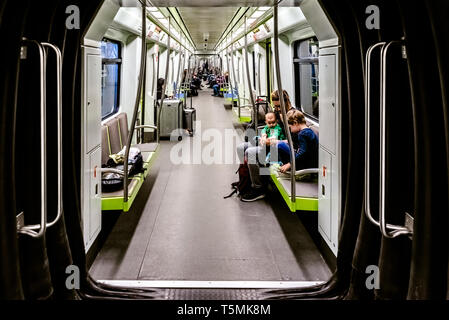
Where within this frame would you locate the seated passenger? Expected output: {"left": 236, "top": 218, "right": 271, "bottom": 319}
{"left": 239, "top": 90, "right": 293, "bottom": 202}
{"left": 157, "top": 78, "right": 168, "bottom": 100}
{"left": 241, "top": 93, "right": 318, "bottom": 202}
{"left": 270, "top": 89, "right": 295, "bottom": 132}
{"left": 277, "top": 109, "right": 318, "bottom": 173}
{"left": 237, "top": 112, "right": 286, "bottom": 164}
{"left": 212, "top": 83, "right": 220, "bottom": 96}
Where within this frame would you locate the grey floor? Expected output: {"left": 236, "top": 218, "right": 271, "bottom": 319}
{"left": 90, "top": 86, "right": 331, "bottom": 282}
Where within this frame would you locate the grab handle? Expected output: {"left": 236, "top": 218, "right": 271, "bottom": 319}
{"left": 41, "top": 42, "right": 63, "bottom": 228}
{"left": 17, "top": 39, "right": 47, "bottom": 238}
{"left": 379, "top": 41, "right": 412, "bottom": 238}
{"left": 364, "top": 42, "right": 385, "bottom": 228}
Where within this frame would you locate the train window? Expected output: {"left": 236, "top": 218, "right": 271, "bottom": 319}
{"left": 293, "top": 37, "right": 319, "bottom": 120}
{"left": 100, "top": 39, "right": 122, "bottom": 120}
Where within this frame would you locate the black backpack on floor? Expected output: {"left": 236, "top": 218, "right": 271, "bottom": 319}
{"left": 224, "top": 161, "right": 252, "bottom": 199}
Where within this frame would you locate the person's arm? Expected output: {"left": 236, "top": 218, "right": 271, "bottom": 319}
{"left": 294, "top": 131, "right": 309, "bottom": 165}
{"left": 260, "top": 127, "right": 268, "bottom": 145}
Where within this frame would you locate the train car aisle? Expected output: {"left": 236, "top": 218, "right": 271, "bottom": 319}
{"left": 90, "top": 86, "right": 331, "bottom": 282}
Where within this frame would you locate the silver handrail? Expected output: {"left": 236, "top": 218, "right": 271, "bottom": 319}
{"left": 229, "top": 32, "right": 241, "bottom": 116}
{"left": 277, "top": 168, "right": 320, "bottom": 179}
{"left": 155, "top": 50, "right": 160, "bottom": 144}
{"left": 364, "top": 41, "right": 412, "bottom": 238}
{"left": 41, "top": 42, "right": 63, "bottom": 228}
{"left": 226, "top": 49, "right": 235, "bottom": 108}
{"left": 18, "top": 39, "right": 47, "bottom": 238}
{"left": 175, "top": 36, "right": 184, "bottom": 98}
{"left": 365, "top": 42, "right": 386, "bottom": 228}
{"left": 273, "top": 5, "right": 296, "bottom": 204}
{"left": 124, "top": 3, "right": 147, "bottom": 203}
{"left": 257, "top": 53, "right": 262, "bottom": 97}
{"left": 243, "top": 16, "right": 257, "bottom": 129}
{"left": 380, "top": 41, "right": 412, "bottom": 238}
{"left": 156, "top": 15, "right": 171, "bottom": 147}
{"left": 135, "top": 125, "right": 158, "bottom": 130}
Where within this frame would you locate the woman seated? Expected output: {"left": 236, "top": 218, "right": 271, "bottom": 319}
{"left": 241, "top": 97, "right": 318, "bottom": 202}
{"left": 270, "top": 89, "right": 294, "bottom": 131}
{"left": 239, "top": 89, "right": 291, "bottom": 202}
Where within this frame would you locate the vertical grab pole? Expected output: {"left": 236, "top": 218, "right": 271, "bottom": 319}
{"left": 175, "top": 35, "right": 183, "bottom": 98}
{"left": 141, "top": 39, "right": 147, "bottom": 144}
{"left": 155, "top": 50, "right": 160, "bottom": 144}
{"left": 244, "top": 15, "right": 257, "bottom": 129}
{"left": 124, "top": 3, "right": 147, "bottom": 204}
{"left": 157, "top": 15, "right": 171, "bottom": 146}
{"left": 226, "top": 48, "right": 235, "bottom": 110}
{"left": 230, "top": 32, "right": 240, "bottom": 118}
{"left": 273, "top": 4, "right": 296, "bottom": 205}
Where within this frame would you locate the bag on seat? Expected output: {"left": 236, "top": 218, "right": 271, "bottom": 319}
{"left": 101, "top": 172, "right": 124, "bottom": 193}
{"left": 101, "top": 146, "right": 144, "bottom": 193}
{"left": 106, "top": 146, "right": 144, "bottom": 176}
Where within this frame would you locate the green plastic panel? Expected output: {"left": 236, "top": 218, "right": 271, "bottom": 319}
{"left": 101, "top": 176, "right": 143, "bottom": 212}
{"left": 102, "top": 144, "right": 160, "bottom": 212}
{"left": 270, "top": 172, "right": 319, "bottom": 213}
{"left": 232, "top": 108, "right": 252, "bottom": 123}
{"left": 143, "top": 145, "right": 160, "bottom": 178}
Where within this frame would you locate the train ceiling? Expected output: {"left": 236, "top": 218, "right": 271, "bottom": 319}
{"left": 145, "top": 1, "right": 301, "bottom": 6}
{"left": 119, "top": 0, "right": 303, "bottom": 50}
{"left": 176, "top": 7, "right": 238, "bottom": 50}
{"left": 119, "top": 0, "right": 302, "bottom": 8}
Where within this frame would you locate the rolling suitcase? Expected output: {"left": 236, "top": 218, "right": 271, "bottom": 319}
{"left": 160, "top": 99, "right": 183, "bottom": 140}
{"left": 183, "top": 92, "right": 196, "bottom": 136}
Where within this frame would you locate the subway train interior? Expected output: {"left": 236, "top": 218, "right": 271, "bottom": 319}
{"left": 1, "top": 0, "right": 449, "bottom": 302}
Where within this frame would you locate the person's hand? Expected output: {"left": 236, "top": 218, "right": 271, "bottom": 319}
{"left": 264, "top": 138, "right": 271, "bottom": 146}
{"left": 268, "top": 138, "right": 278, "bottom": 146}
{"left": 280, "top": 163, "right": 291, "bottom": 173}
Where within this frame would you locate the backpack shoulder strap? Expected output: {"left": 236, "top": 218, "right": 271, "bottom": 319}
{"left": 223, "top": 189, "right": 238, "bottom": 199}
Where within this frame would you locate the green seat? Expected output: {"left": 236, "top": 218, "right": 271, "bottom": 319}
{"left": 232, "top": 106, "right": 252, "bottom": 123}
{"left": 270, "top": 165, "right": 319, "bottom": 212}
{"left": 269, "top": 123, "right": 320, "bottom": 213}
{"left": 101, "top": 175, "right": 144, "bottom": 212}
{"left": 101, "top": 113, "right": 159, "bottom": 212}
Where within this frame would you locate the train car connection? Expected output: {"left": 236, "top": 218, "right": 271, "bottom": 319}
{"left": 0, "top": 0, "right": 448, "bottom": 301}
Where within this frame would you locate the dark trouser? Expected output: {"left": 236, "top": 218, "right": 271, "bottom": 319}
{"left": 277, "top": 141, "right": 293, "bottom": 165}
{"left": 238, "top": 142, "right": 279, "bottom": 189}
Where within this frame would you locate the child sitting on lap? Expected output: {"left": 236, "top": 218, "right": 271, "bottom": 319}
{"left": 237, "top": 112, "right": 285, "bottom": 163}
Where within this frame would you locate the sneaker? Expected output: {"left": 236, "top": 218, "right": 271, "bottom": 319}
{"left": 241, "top": 188, "right": 266, "bottom": 202}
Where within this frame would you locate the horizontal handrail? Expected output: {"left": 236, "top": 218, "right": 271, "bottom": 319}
{"left": 135, "top": 125, "right": 158, "bottom": 130}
